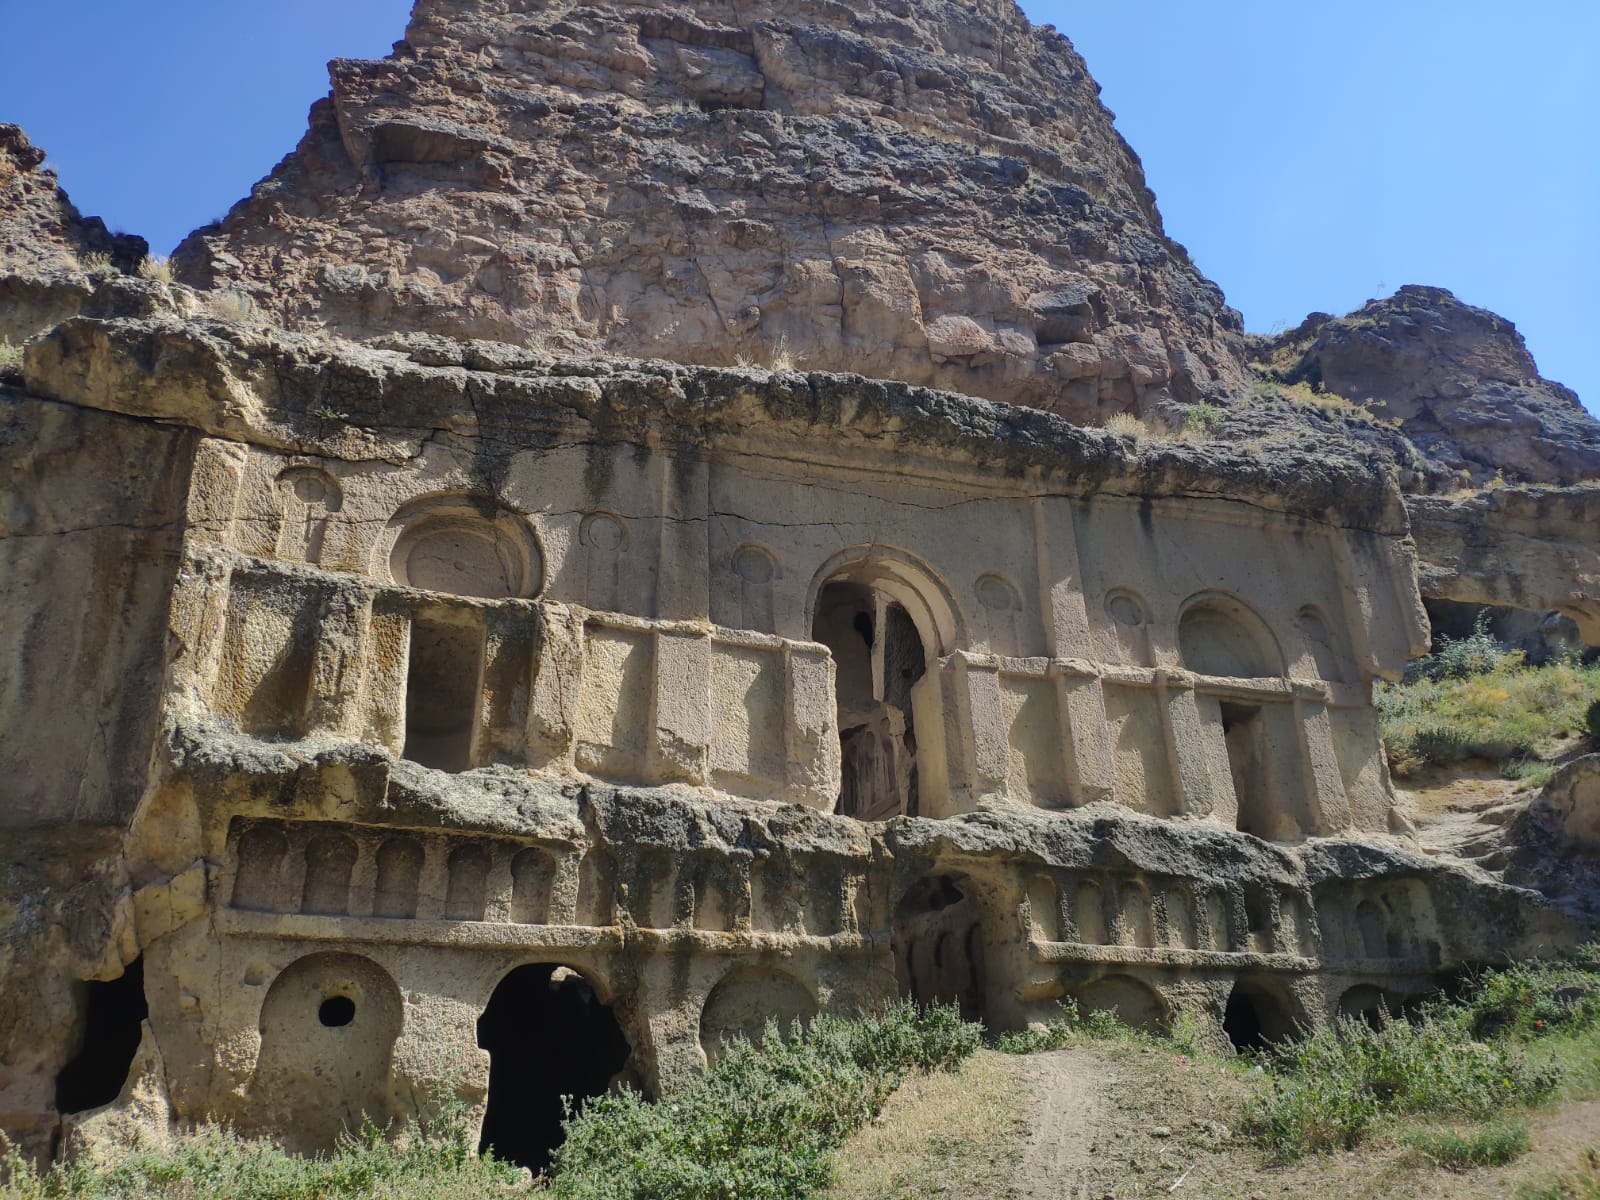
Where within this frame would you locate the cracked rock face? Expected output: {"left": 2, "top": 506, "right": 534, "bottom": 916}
{"left": 171, "top": 0, "right": 1248, "bottom": 422}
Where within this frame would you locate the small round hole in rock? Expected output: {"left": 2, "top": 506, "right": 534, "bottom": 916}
{"left": 319, "top": 995, "right": 356, "bottom": 1027}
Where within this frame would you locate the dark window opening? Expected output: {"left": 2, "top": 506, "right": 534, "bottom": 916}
{"left": 1220, "top": 703, "right": 1275, "bottom": 839}
{"left": 893, "top": 876, "right": 987, "bottom": 1023}
{"left": 55, "top": 957, "right": 148, "bottom": 1114}
{"left": 813, "top": 583, "right": 926, "bottom": 821}
{"left": 318, "top": 995, "right": 356, "bottom": 1028}
{"left": 403, "top": 617, "right": 484, "bottom": 772}
{"left": 477, "top": 964, "right": 631, "bottom": 1174}
{"left": 1223, "top": 979, "right": 1299, "bottom": 1053}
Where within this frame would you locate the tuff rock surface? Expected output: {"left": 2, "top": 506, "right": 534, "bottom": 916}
{"left": 170, "top": 0, "right": 1247, "bottom": 421}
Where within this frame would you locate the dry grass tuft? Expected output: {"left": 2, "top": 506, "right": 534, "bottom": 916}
{"left": 819, "top": 1050, "right": 1026, "bottom": 1200}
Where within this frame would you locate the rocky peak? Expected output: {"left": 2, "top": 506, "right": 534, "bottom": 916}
{"left": 1254, "top": 286, "right": 1600, "bottom": 489}
{"left": 171, "top": 0, "right": 1248, "bottom": 422}
{"left": 0, "top": 124, "right": 149, "bottom": 342}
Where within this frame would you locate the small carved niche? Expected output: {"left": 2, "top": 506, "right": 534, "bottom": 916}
{"left": 274, "top": 466, "right": 343, "bottom": 566}
{"left": 403, "top": 615, "right": 485, "bottom": 772}
{"left": 444, "top": 844, "right": 490, "bottom": 922}
{"left": 510, "top": 847, "right": 556, "bottom": 925}
{"left": 1118, "top": 882, "right": 1156, "bottom": 949}
{"left": 575, "top": 850, "right": 616, "bottom": 927}
{"left": 301, "top": 832, "right": 357, "bottom": 916}
{"left": 694, "top": 860, "right": 733, "bottom": 933}
{"left": 1027, "top": 874, "right": 1061, "bottom": 943}
{"left": 1163, "top": 885, "right": 1199, "bottom": 950}
{"left": 581, "top": 513, "right": 628, "bottom": 614}
{"left": 1073, "top": 879, "right": 1108, "bottom": 946}
{"left": 975, "top": 573, "right": 1023, "bottom": 656}
{"left": 731, "top": 544, "right": 779, "bottom": 634}
{"left": 373, "top": 838, "right": 424, "bottom": 919}
{"left": 233, "top": 824, "right": 288, "bottom": 912}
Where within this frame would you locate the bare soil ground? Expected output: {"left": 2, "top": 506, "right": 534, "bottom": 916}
{"left": 826, "top": 1043, "right": 1600, "bottom": 1200}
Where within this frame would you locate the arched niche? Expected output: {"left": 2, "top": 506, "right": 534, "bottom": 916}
{"left": 1177, "top": 594, "right": 1284, "bottom": 679}
{"left": 893, "top": 874, "right": 988, "bottom": 1023}
{"left": 699, "top": 965, "right": 818, "bottom": 1063}
{"left": 248, "top": 952, "right": 403, "bottom": 1154}
{"left": 274, "top": 466, "right": 343, "bottom": 565}
{"left": 1073, "top": 974, "right": 1168, "bottom": 1034}
{"left": 806, "top": 547, "right": 960, "bottom": 820}
{"left": 382, "top": 494, "right": 543, "bottom": 600}
{"left": 975, "top": 573, "right": 1024, "bottom": 656}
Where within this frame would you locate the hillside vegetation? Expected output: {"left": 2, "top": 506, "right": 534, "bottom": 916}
{"left": 1377, "top": 616, "right": 1600, "bottom": 789}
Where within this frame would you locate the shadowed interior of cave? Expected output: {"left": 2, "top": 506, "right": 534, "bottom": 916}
{"left": 893, "top": 875, "right": 988, "bottom": 1022}
{"left": 477, "top": 963, "right": 631, "bottom": 1173}
{"left": 1222, "top": 978, "right": 1298, "bottom": 1052}
{"left": 55, "top": 956, "right": 148, "bottom": 1114}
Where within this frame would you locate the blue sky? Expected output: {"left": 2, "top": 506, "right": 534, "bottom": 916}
{"left": 2, "top": 1, "right": 1594, "bottom": 408}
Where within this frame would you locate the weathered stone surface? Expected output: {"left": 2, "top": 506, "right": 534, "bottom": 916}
{"left": 0, "top": 124, "right": 147, "bottom": 342}
{"left": 1255, "top": 286, "right": 1600, "bottom": 490}
{"left": 1407, "top": 484, "right": 1600, "bottom": 645}
{"left": 171, "top": 0, "right": 1248, "bottom": 421}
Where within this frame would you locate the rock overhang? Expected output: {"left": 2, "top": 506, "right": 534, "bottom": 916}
{"left": 18, "top": 311, "right": 1407, "bottom": 535}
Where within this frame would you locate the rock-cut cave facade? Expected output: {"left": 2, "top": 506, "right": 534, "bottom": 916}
{"left": 2, "top": 338, "right": 1569, "bottom": 1167}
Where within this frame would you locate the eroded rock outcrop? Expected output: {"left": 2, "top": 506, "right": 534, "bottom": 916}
{"left": 0, "top": 124, "right": 147, "bottom": 342}
{"left": 171, "top": 0, "right": 1247, "bottom": 421}
{"left": 1255, "top": 286, "right": 1600, "bottom": 490}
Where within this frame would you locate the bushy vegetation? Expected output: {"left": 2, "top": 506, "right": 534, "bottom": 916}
{"left": 1, "top": 1004, "right": 980, "bottom": 1200}
{"left": 1243, "top": 950, "right": 1600, "bottom": 1163}
{"left": 1376, "top": 615, "right": 1600, "bottom": 779}
{"left": 550, "top": 1003, "right": 979, "bottom": 1200}
{"left": 0, "top": 340, "right": 21, "bottom": 374}
{"left": 1242, "top": 1013, "right": 1558, "bottom": 1160}
{"left": 0, "top": 1107, "right": 520, "bottom": 1200}
{"left": 1185, "top": 401, "right": 1226, "bottom": 437}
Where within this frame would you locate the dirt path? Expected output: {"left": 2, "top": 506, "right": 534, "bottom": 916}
{"left": 1013, "top": 1048, "right": 1116, "bottom": 1200}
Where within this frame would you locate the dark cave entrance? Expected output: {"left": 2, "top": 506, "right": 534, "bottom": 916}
{"left": 55, "top": 956, "right": 148, "bottom": 1114}
{"left": 893, "top": 875, "right": 988, "bottom": 1023}
{"left": 477, "top": 963, "right": 631, "bottom": 1174}
{"left": 1222, "top": 978, "right": 1299, "bottom": 1053}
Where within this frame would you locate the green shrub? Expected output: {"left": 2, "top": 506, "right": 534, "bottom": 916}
{"left": 1411, "top": 612, "right": 1517, "bottom": 682}
{"left": 549, "top": 1002, "right": 980, "bottom": 1200}
{"left": 1403, "top": 1121, "right": 1530, "bottom": 1169}
{"left": 0, "top": 341, "right": 21, "bottom": 374}
{"left": 993, "top": 1000, "right": 1202, "bottom": 1055}
{"left": 1441, "top": 956, "right": 1600, "bottom": 1043}
{"left": 1242, "top": 1012, "right": 1559, "bottom": 1162}
{"left": 1185, "top": 402, "right": 1226, "bottom": 438}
